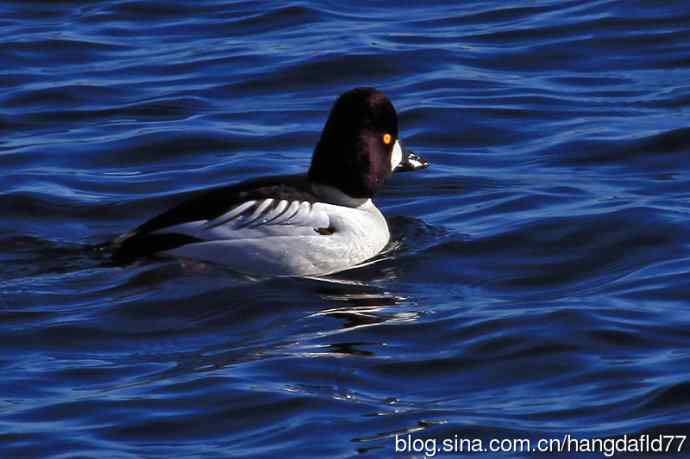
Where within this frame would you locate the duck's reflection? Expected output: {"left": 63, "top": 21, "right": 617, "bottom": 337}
{"left": 307, "top": 291, "right": 417, "bottom": 331}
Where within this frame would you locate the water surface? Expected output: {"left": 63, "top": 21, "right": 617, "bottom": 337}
{"left": 2, "top": 1, "right": 690, "bottom": 457}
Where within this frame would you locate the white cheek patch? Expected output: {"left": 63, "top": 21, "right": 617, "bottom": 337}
{"left": 391, "top": 140, "right": 403, "bottom": 171}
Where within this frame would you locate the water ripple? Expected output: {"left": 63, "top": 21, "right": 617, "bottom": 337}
{"left": 2, "top": 0, "right": 690, "bottom": 457}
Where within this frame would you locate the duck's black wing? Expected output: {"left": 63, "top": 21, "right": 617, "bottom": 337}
{"left": 111, "top": 174, "right": 319, "bottom": 262}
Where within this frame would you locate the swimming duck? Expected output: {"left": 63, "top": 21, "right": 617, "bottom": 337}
{"left": 112, "top": 87, "right": 428, "bottom": 276}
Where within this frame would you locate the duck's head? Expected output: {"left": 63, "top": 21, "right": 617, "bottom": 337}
{"left": 308, "top": 87, "right": 428, "bottom": 199}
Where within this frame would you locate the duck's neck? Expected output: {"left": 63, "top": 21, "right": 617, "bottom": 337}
{"left": 310, "top": 183, "right": 372, "bottom": 208}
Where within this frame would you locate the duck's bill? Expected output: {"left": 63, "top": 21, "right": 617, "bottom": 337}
{"left": 394, "top": 141, "right": 429, "bottom": 172}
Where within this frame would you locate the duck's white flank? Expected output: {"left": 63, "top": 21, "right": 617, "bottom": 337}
{"left": 160, "top": 186, "right": 390, "bottom": 276}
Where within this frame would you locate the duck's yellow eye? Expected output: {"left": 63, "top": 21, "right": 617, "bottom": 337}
{"left": 383, "top": 133, "right": 392, "bottom": 145}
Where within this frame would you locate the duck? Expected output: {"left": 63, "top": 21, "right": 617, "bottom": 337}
{"left": 111, "top": 87, "right": 428, "bottom": 276}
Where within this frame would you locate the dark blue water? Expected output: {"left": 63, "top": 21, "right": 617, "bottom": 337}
{"left": 2, "top": 1, "right": 690, "bottom": 458}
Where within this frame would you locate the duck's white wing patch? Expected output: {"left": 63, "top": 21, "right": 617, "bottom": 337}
{"left": 153, "top": 199, "right": 331, "bottom": 240}
{"left": 203, "top": 200, "right": 256, "bottom": 229}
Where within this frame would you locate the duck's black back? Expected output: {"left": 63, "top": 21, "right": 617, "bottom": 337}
{"left": 112, "top": 174, "right": 319, "bottom": 262}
